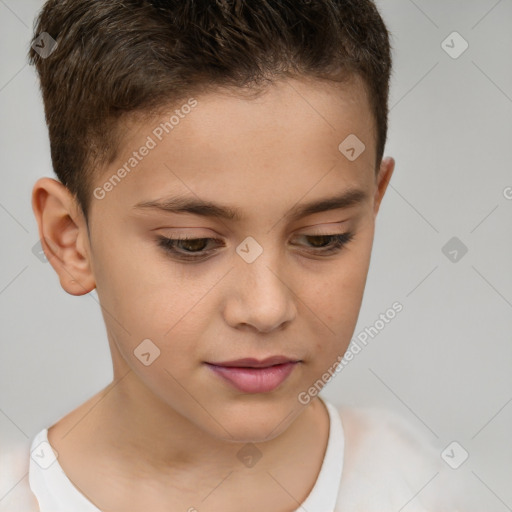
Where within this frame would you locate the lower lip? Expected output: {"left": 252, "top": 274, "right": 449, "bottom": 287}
{"left": 206, "top": 362, "right": 298, "bottom": 393}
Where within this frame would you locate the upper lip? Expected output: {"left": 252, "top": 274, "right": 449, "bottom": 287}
{"left": 207, "top": 356, "right": 300, "bottom": 368}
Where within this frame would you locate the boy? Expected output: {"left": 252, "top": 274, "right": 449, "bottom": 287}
{"left": 1, "top": 0, "right": 475, "bottom": 511}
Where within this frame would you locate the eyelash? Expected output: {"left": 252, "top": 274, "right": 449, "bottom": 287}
{"left": 156, "top": 232, "right": 355, "bottom": 261}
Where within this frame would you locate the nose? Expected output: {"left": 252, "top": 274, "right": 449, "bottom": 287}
{"left": 222, "top": 249, "right": 297, "bottom": 334}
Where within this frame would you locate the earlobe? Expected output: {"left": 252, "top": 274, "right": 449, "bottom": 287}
{"left": 31, "top": 177, "right": 96, "bottom": 296}
{"left": 373, "top": 156, "right": 395, "bottom": 217}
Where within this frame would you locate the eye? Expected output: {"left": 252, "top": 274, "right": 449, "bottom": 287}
{"left": 156, "top": 232, "right": 355, "bottom": 262}
{"left": 157, "top": 236, "right": 223, "bottom": 260}
{"left": 291, "top": 232, "right": 355, "bottom": 254}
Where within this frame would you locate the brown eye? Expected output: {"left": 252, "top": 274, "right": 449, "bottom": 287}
{"left": 156, "top": 236, "right": 223, "bottom": 261}
{"left": 156, "top": 232, "right": 355, "bottom": 263}
{"left": 176, "top": 238, "right": 209, "bottom": 252}
{"left": 291, "top": 232, "right": 355, "bottom": 254}
{"left": 305, "top": 235, "right": 334, "bottom": 248}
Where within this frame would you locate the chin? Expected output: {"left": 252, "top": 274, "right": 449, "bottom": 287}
{"left": 205, "top": 398, "right": 306, "bottom": 444}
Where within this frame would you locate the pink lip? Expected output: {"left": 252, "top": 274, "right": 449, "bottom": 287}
{"left": 208, "top": 355, "right": 297, "bottom": 368}
{"left": 205, "top": 357, "right": 299, "bottom": 393}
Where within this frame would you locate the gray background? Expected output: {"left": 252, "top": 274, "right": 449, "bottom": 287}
{"left": 1, "top": 0, "right": 511, "bottom": 509}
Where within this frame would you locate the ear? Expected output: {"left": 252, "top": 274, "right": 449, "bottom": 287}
{"left": 31, "top": 177, "right": 96, "bottom": 296}
{"left": 373, "top": 156, "right": 395, "bottom": 217}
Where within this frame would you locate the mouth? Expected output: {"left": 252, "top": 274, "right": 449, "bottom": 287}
{"left": 207, "top": 355, "right": 300, "bottom": 368}
{"left": 205, "top": 356, "right": 301, "bottom": 393}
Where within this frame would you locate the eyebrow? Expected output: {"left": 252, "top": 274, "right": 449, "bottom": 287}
{"left": 132, "top": 188, "right": 368, "bottom": 222}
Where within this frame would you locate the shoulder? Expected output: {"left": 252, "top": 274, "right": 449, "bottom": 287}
{"left": 335, "top": 404, "right": 442, "bottom": 477}
{"left": 0, "top": 429, "right": 40, "bottom": 512}
{"left": 330, "top": 404, "right": 472, "bottom": 511}
{"left": 337, "top": 404, "right": 439, "bottom": 460}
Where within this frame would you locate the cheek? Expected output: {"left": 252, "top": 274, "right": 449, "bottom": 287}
{"left": 315, "top": 234, "right": 372, "bottom": 321}
{"left": 90, "top": 231, "right": 208, "bottom": 359}
{"left": 305, "top": 228, "right": 374, "bottom": 357}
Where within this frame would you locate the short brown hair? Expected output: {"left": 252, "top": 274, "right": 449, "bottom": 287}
{"left": 28, "top": 0, "right": 392, "bottom": 224}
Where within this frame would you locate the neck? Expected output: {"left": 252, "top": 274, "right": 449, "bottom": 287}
{"left": 98, "top": 369, "right": 327, "bottom": 478}
{"left": 48, "top": 368, "right": 330, "bottom": 510}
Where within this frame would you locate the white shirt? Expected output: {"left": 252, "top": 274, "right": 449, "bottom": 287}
{"left": 0, "top": 398, "right": 480, "bottom": 511}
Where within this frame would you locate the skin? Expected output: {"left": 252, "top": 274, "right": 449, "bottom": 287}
{"left": 32, "top": 75, "right": 394, "bottom": 512}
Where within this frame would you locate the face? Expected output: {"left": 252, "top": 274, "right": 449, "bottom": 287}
{"left": 38, "top": 76, "right": 394, "bottom": 442}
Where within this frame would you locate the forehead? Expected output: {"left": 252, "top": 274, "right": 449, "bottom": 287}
{"left": 92, "top": 76, "right": 376, "bottom": 218}
{"left": 162, "top": 75, "right": 373, "bottom": 153}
